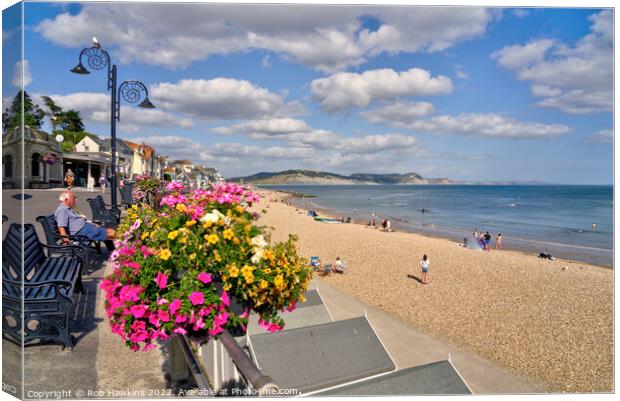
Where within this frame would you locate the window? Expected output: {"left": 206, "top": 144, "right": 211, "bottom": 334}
{"left": 84, "top": 145, "right": 89, "bottom": 152}
{"left": 3, "top": 154, "right": 12, "bottom": 178}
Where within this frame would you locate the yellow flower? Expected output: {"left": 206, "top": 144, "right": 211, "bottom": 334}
{"left": 214, "top": 250, "right": 222, "bottom": 262}
{"left": 223, "top": 283, "right": 232, "bottom": 291}
{"left": 263, "top": 268, "right": 272, "bottom": 275}
{"left": 159, "top": 248, "right": 172, "bottom": 261}
{"left": 223, "top": 229, "right": 235, "bottom": 240}
{"left": 185, "top": 220, "right": 197, "bottom": 227}
{"left": 232, "top": 237, "right": 240, "bottom": 245}
{"left": 259, "top": 279, "right": 269, "bottom": 289}
{"left": 130, "top": 213, "right": 138, "bottom": 219}
{"left": 274, "top": 274, "right": 284, "bottom": 290}
{"left": 179, "top": 236, "right": 187, "bottom": 244}
{"left": 141, "top": 232, "right": 149, "bottom": 240}
{"left": 263, "top": 250, "right": 275, "bottom": 261}
{"left": 229, "top": 265, "right": 239, "bottom": 278}
{"left": 189, "top": 253, "right": 196, "bottom": 261}
{"left": 176, "top": 203, "right": 187, "bottom": 213}
{"left": 236, "top": 205, "right": 244, "bottom": 214}
{"left": 168, "top": 231, "right": 179, "bottom": 240}
{"left": 202, "top": 221, "right": 213, "bottom": 229}
{"left": 131, "top": 205, "right": 138, "bottom": 210}
{"left": 243, "top": 272, "right": 254, "bottom": 284}
{"left": 204, "top": 234, "right": 219, "bottom": 245}
{"left": 241, "top": 264, "right": 254, "bottom": 276}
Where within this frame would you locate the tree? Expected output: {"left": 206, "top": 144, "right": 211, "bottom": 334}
{"left": 2, "top": 90, "right": 45, "bottom": 131}
{"left": 58, "top": 110, "right": 84, "bottom": 132}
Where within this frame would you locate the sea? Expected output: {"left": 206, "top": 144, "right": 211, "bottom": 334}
{"left": 264, "top": 185, "right": 614, "bottom": 267}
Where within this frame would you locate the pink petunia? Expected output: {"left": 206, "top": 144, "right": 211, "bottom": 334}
{"left": 129, "top": 329, "right": 148, "bottom": 343}
{"left": 155, "top": 272, "right": 168, "bottom": 289}
{"left": 169, "top": 299, "right": 182, "bottom": 315}
{"left": 143, "top": 343, "right": 156, "bottom": 352}
{"left": 220, "top": 291, "right": 230, "bottom": 306}
{"left": 157, "top": 298, "right": 169, "bottom": 305}
{"left": 197, "top": 272, "right": 212, "bottom": 284}
{"left": 173, "top": 327, "right": 187, "bottom": 335}
{"left": 208, "top": 326, "right": 224, "bottom": 336}
{"left": 131, "top": 320, "right": 146, "bottom": 331}
{"left": 130, "top": 304, "right": 147, "bottom": 319}
{"left": 158, "top": 309, "right": 170, "bottom": 323}
{"left": 175, "top": 314, "right": 187, "bottom": 323}
{"left": 189, "top": 291, "right": 204, "bottom": 305}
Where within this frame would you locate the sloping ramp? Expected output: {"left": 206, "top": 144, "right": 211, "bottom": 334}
{"left": 246, "top": 289, "right": 333, "bottom": 335}
{"left": 248, "top": 316, "right": 395, "bottom": 394}
{"left": 316, "top": 360, "right": 472, "bottom": 396}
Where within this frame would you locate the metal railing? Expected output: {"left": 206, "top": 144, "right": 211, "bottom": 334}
{"left": 169, "top": 330, "right": 279, "bottom": 396}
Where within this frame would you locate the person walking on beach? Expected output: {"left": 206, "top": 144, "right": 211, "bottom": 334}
{"left": 496, "top": 233, "right": 503, "bottom": 249}
{"left": 484, "top": 231, "right": 492, "bottom": 251}
{"left": 420, "top": 254, "right": 430, "bottom": 284}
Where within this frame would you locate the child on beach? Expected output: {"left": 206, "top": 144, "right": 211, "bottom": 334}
{"left": 420, "top": 254, "right": 430, "bottom": 284}
{"left": 496, "top": 233, "right": 502, "bottom": 249}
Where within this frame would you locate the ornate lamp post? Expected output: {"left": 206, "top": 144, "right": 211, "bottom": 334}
{"left": 71, "top": 39, "right": 154, "bottom": 210}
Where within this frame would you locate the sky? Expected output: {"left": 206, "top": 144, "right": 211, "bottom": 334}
{"left": 2, "top": 1, "right": 614, "bottom": 183}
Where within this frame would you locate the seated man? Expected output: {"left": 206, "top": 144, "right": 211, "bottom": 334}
{"left": 333, "top": 257, "right": 347, "bottom": 274}
{"left": 55, "top": 191, "right": 115, "bottom": 243}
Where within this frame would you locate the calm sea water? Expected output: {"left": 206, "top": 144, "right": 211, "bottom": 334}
{"left": 265, "top": 185, "right": 614, "bottom": 267}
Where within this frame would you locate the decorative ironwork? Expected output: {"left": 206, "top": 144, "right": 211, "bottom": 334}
{"left": 82, "top": 46, "right": 110, "bottom": 71}
{"left": 116, "top": 80, "right": 152, "bottom": 121}
{"left": 119, "top": 80, "right": 148, "bottom": 104}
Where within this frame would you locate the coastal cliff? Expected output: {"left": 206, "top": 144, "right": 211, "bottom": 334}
{"left": 229, "top": 170, "right": 453, "bottom": 185}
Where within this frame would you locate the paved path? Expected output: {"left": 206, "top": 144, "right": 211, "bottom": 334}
{"left": 310, "top": 279, "right": 545, "bottom": 394}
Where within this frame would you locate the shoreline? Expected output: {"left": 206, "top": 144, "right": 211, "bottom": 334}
{"left": 276, "top": 190, "right": 613, "bottom": 269}
{"left": 253, "top": 189, "right": 613, "bottom": 393}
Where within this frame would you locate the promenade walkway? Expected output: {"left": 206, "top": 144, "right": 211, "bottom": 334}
{"left": 310, "top": 279, "right": 545, "bottom": 394}
{"left": 2, "top": 188, "right": 543, "bottom": 397}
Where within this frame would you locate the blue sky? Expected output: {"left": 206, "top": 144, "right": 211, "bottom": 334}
{"left": 2, "top": 2, "right": 614, "bottom": 183}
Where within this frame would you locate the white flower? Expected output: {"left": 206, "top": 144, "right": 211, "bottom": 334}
{"left": 199, "top": 209, "right": 225, "bottom": 224}
{"left": 224, "top": 216, "right": 232, "bottom": 226}
{"left": 251, "top": 235, "right": 267, "bottom": 248}
{"left": 251, "top": 248, "right": 264, "bottom": 264}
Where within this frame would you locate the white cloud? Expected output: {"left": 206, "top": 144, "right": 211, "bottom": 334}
{"left": 512, "top": 9, "right": 530, "bottom": 18}
{"left": 586, "top": 129, "right": 613, "bottom": 144}
{"left": 491, "top": 10, "right": 612, "bottom": 114}
{"left": 360, "top": 101, "right": 434, "bottom": 125}
{"left": 377, "top": 112, "right": 571, "bottom": 139}
{"left": 38, "top": 92, "right": 193, "bottom": 132}
{"left": 212, "top": 117, "right": 311, "bottom": 136}
{"left": 150, "top": 78, "right": 288, "bottom": 120}
{"left": 454, "top": 65, "right": 469, "bottom": 80}
{"left": 35, "top": 4, "right": 496, "bottom": 72}
{"left": 311, "top": 67, "right": 452, "bottom": 112}
{"left": 12, "top": 60, "right": 32, "bottom": 87}
{"left": 261, "top": 54, "right": 271, "bottom": 68}
{"left": 492, "top": 39, "right": 554, "bottom": 70}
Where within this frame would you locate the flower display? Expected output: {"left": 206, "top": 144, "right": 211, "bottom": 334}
{"left": 132, "top": 175, "right": 164, "bottom": 206}
{"left": 41, "top": 152, "right": 60, "bottom": 165}
{"left": 102, "top": 182, "right": 312, "bottom": 351}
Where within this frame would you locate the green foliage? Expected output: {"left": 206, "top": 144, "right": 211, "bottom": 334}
{"left": 2, "top": 90, "right": 44, "bottom": 130}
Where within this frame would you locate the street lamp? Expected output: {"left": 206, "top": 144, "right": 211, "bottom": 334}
{"left": 71, "top": 39, "right": 155, "bottom": 210}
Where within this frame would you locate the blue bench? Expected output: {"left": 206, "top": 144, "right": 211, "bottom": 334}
{"left": 87, "top": 195, "right": 120, "bottom": 227}
{"left": 2, "top": 223, "right": 83, "bottom": 350}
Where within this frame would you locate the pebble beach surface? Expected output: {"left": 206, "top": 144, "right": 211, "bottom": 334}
{"left": 252, "top": 190, "right": 613, "bottom": 393}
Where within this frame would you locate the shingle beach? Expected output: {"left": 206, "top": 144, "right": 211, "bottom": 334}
{"left": 253, "top": 190, "right": 613, "bottom": 393}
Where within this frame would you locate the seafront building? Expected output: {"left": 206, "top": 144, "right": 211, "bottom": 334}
{"left": 2, "top": 126, "right": 63, "bottom": 189}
